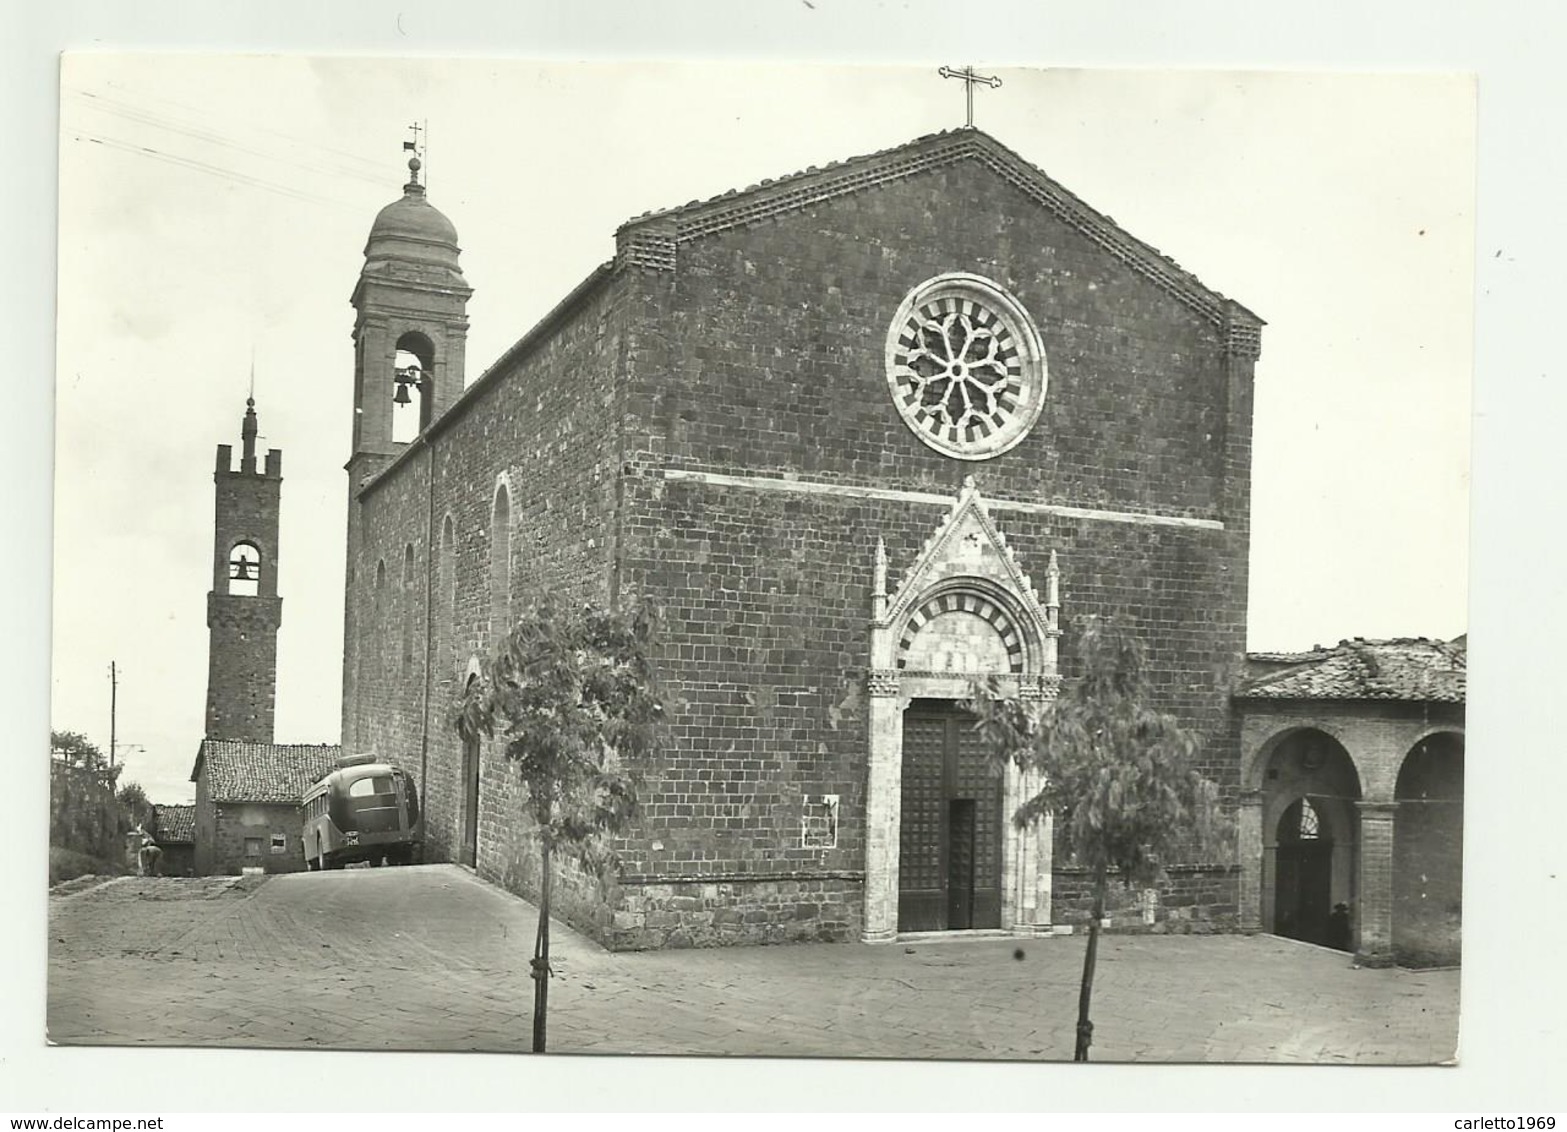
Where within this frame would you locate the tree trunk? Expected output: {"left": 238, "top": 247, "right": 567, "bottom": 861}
{"left": 531, "top": 838, "right": 552, "bottom": 1053}
{"left": 1074, "top": 864, "right": 1109, "bottom": 1062}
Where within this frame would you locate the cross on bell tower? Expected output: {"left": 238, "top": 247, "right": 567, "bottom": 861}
{"left": 939, "top": 64, "right": 1003, "bottom": 128}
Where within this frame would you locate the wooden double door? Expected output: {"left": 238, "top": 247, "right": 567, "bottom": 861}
{"left": 898, "top": 703, "right": 1004, "bottom": 933}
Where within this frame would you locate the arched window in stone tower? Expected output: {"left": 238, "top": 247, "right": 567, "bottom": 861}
{"left": 490, "top": 481, "right": 512, "bottom": 640}
{"left": 392, "top": 331, "right": 435, "bottom": 444}
{"left": 228, "top": 541, "right": 261, "bottom": 597}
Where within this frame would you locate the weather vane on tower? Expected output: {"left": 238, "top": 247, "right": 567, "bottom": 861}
{"left": 402, "top": 120, "right": 427, "bottom": 188}
{"left": 939, "top": 65, "right": 1002, "bottom": 128}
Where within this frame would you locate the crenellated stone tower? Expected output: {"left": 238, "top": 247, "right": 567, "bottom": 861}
{"left": 205, "top": 398, "right": 283, "bottom": 742}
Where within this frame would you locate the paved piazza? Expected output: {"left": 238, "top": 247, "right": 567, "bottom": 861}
{"left": 46, "top": 864, "right": 1458, "bottom": 1063}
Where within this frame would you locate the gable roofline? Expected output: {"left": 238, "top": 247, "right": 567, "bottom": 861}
{"left": 191, "top": 738, "right": 344, "bottom": 803}
{"left": 615, "top": 127, "right": 1264, "bottom": 330}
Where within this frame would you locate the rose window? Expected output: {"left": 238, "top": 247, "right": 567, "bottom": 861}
{"left": 885, "top": 273, "right": 1047, "bottom": 460}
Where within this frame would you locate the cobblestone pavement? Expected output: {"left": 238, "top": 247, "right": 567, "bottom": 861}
{"left": 47, "top": 865, "right": 1459, "bottom": 1063}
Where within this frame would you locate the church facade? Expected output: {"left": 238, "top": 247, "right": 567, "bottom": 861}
{"left": 340, "top": 128, "right": 1262, "bottom": 949}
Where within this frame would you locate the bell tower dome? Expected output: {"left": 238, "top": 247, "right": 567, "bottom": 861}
{"left": 349, "top": 152, "right": 473, "bottom": 462}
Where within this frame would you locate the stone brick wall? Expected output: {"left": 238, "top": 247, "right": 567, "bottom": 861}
{"left": 607, "top": 875, "right": 863, "bottom": 950}
{"left": 210, "top": 802, "right": 306, "bottom": 875}
{"left": 606, "top": 159, "right": 1253, "bottom": 947}
{"left": 343, "top": 270, "right": 631, "bottom": 934}
{"left": 1050, "top": 865, "right": 1239, "bottom": 933}
{"left": 193, "top": 771, "right": 215, "bottom": 875}
{"left": 205, "top": 596, "right": 283, "bottom": 744}
{"left": 624, "top": 161, "right": 1241, "bottom": 511}
{"left": 1392, "top": 803, "right": 1462, "bottom": 966}
{"left": 1393, "top": 735, "right": 1462, "bottom": 966}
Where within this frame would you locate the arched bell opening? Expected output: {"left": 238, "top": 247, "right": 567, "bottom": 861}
{"left": 391, "top": 330, "right": 436, "bottom": 443}
{"left": 227, "top": 540, "right": 262, "bottom": 597}
{"left": 1259, "top": 728, "right": 1361, "bottom": 949}
{"left": 1393, "top": 731, "right": 1464, "bottom": 966}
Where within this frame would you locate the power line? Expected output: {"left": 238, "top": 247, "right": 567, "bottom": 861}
{"left": 103, "top": 78, "right": 392, "bottom": 173}
{"left": 67, "top": 130, "right": 362, "bottom": 210}
{"left": 66, "top": 83, "right": 393, "bottom": 181}
{"left": 65, "top": 89, "right": 395, "bottom": 192}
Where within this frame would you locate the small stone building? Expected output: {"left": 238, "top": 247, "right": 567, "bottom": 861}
{"left": 338, "top": 126, "right": 1262, "bottom": 950}
{"left": 1234, "top": 637, "right": 1465, "bottom": 966}
{"left": 151, "top": 803, "right": 196, "bottom": 876}
{"left": 189, "top": 740, "right": 341, "bottom": 874}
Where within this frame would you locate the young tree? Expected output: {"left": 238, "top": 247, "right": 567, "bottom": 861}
{"left": 117, "top": 781, "right": 155, "bottom": 832}
{"left": 452, "top": 594, "right": 663, "bottom": 1053}
{"left": 969, "top": 617, "right": 1228, "bottom": 1062}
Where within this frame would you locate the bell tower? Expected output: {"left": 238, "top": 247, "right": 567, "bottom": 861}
{"left": 342, "top": 142, "right": 472, "bottom": 749}
{"left": 348, "top": 149, "right": 472, "bottom": 467}
{"left": 206, "top": 397, "right": 283, "bottom": 742}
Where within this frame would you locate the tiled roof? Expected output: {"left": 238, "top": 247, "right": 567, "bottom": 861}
{"left": 1237, "top": 637, "right": 1466, "bottom": 704}
{"left": 153, "top": 803, "right": 195, "bottom": 843}
{"left": 616, "top": 127, "right": 1262, "bottom": 328}
{"left": 192, "top": 740, "right": 342, "bottom": 804}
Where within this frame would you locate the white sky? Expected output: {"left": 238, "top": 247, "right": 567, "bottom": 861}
{"left": 50, "top": 58, "right": 1473, "bottom": 806}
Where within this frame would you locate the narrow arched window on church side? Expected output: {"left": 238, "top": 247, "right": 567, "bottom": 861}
{"left": 490, "top": 483, "right": 511, "bottom": 641}
{"left": 440, "top": 514, "right": 456, "bottom": 677}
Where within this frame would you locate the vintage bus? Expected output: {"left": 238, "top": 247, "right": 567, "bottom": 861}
{"left": 301, "top": 755, "right": 423, "bottom": 870}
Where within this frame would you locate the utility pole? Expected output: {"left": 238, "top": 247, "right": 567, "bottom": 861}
{"left": 109, "top": 660, "right": 118, "bottom": 768}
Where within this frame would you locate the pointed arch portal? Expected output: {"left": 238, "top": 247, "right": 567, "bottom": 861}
{"left": 862, "top": 479, "right": 1061, "bottom": 942}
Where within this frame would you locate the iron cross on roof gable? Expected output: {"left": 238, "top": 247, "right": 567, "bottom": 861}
{"left": 939, "top": 65, "right": 1003, "bottom": 127}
